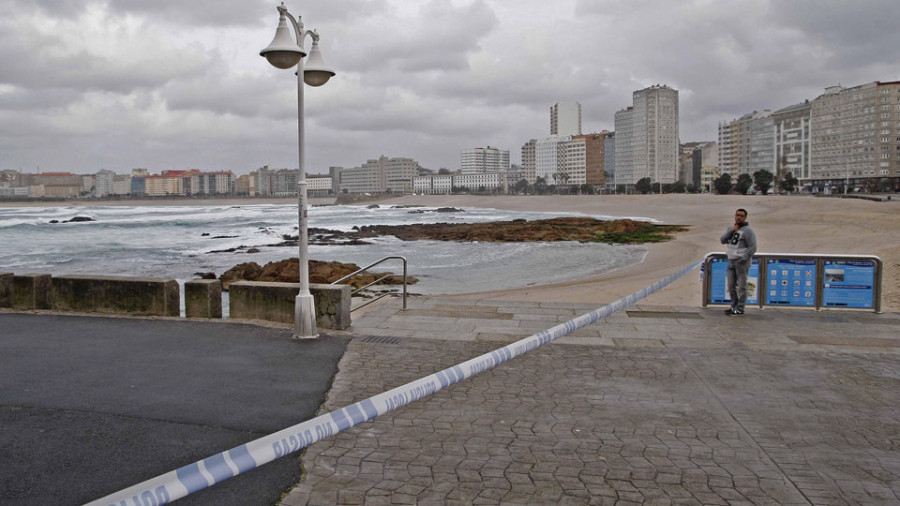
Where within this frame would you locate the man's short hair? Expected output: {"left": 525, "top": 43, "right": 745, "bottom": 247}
{"left": 736, "top": 208, "right": 748, "bottom": 216}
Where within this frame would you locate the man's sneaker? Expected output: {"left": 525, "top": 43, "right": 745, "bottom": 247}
{"left": 724, "top": 306, "right": 737, "bottom": 315}
{"left": 726, "top": 308, "right": 744, "bottom": 316}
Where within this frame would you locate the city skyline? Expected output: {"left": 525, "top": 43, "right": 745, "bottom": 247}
{"left": 1, "top": 0, "right": 898, "bottom": 175}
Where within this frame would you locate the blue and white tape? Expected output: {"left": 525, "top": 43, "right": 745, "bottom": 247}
{"left": 85, "top": 261, "right": 700, "bottom": 506}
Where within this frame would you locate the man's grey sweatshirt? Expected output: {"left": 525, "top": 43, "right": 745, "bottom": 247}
{"left": 720, "top": 223, "right": 757, "bottom": 262}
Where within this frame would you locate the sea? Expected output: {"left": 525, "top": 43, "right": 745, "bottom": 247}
{"left": 0, "top": 203, "right": 649, "bottom": 302}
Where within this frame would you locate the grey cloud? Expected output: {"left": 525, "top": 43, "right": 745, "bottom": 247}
{"left": 768, "top": 0, "right": 900, "bottom": 59}
{"left": 24, "top": 0, "right": 271, "bottom": 27}
{"left": 0, "top": 15, "right": 216, "bottom": 95}
{"left": 333, "top": 0, "right": 498, "bottom": 74}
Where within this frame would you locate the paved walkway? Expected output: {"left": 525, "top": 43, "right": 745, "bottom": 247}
{"left": 283, "top": 296, "right": 900, "bottom": 505}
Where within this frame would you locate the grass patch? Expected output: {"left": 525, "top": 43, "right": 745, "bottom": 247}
{"left": 594, "top": 224, "right": 687, "bottom": 244}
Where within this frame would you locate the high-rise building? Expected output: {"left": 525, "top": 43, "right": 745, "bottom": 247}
{"left": 809, "top": 81, "right": 900, "bottom": 189}
{"left": 339, "top": 156, "right": 420, "bottom": 194}
{"left": 679, "top": 142, "right": 717, "bottom": 187}
{"left": 574, "top": 132, "right": 610, "bottom": 186}
{"left": 535, "top": 137, "right": 562, "bottom": 184}
{"left": 604, "top": 133, "right": 616, "bottom": 190}
{"left": 460, "top": 146, "right": 510, "bottom": 174}
{"left": 613, "top": 85, "right": 679, "bottom": 185}
{"left": 773, "top": 101, "right": 811, "bottom": 182}
{"left": 551, "top": 102, "right": 582, "bottom": 136}
{"left": 94, "top": 169, "right": 116, "bottom": 197}
{"left": 533, "top": 133, "right": 608, "bottom": 188}
{"left": 717, "top": 110, "right": 773, "bottom": 177}
{"left": 520, "top": 139, "right": 537, "bottom": 184}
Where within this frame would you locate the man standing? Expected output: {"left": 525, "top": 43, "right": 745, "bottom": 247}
{"left": 720, "top": 208, "right": 757, "bottom": 315}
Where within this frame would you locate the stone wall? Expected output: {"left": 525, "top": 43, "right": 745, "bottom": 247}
{"left": 229, "top": 282, "right": 351, "bottom": 330}
{"left": 1, "top": 273, "right": 352, "bottom": 331}
{"left": 51, "top": 275, "right": 180, "bottom": 317}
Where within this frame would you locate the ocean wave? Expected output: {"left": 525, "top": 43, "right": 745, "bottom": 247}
{"left": 0, "top": 204, "right": 652, "bottom": 293}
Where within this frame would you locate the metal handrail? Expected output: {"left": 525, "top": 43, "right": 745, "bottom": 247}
{"left": 331, "top": 256, "right": 407, "bottom": 311}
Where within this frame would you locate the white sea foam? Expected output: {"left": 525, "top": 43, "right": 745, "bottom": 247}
{"left": 0, "top": 203, "right": 650, "bottom": 294}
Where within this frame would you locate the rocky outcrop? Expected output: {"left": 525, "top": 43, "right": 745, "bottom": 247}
{"left": 352, "top": 217, "right": 686, "bottom": 243}
{"left": 50, "top": 216, "right": 96, "bottom": 224}
{"left": 219, "top": 259, "right": 416, "bottom": 291}
{"left": 219, "top": 262, "right": 264, "bottom": 289}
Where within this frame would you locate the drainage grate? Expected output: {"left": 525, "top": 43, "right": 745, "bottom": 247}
{"left": 360, "top": 336, "right": 402, "bottom": 345}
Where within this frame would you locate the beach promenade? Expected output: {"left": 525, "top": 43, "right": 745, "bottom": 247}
{"left": 4, "top": 296, "right": 898, "bottom": 505}
{"left": 2, "top": 193, "right": 898, "bottom": 504}
{"left": 280, "top": 296, "right": 900, "bottom": 505}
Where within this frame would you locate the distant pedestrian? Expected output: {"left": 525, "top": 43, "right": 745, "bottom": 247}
{"left": 720, "top": 208, "right": 757, "bottom": 315}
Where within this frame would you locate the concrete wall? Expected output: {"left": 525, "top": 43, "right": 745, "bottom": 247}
{"left": 51, "top": 275, "right": 180, "bottom": 317}
{"left": 0, "top": 273, "right": 13, "bottom": 307}
{"left": 12, "top": 274, "right": 52, "bottom": 310}
{"left": 229, "top": 282, "right": 351, "bottom": 330}
{"left": 185, "top": 279, "right": 223, "bottom": 319}
{"left": 3, "top": 273, "right": 352, "bottom": 331}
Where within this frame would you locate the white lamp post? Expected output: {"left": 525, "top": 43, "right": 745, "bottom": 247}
{"left": 260, "top": 2, "right": 335, "bottom": 339}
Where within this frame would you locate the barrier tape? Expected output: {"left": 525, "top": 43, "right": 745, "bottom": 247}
{"left": 85, "top": 261, "right": 700, "bottom": 506}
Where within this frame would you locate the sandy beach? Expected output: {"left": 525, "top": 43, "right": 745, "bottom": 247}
{"left": 3, "top": 194, "right": 896, "bottom": 311}
{"left": 373, "top": 194, "right": 900, "bottom": 312}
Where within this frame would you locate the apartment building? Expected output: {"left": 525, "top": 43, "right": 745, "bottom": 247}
{"left": 413, "top": 174, "right": 453, "bottom": 194}
{"left": 339, "top": 156, "right": 420, "bottom": 194}
{"left": 717, "top": 110, "right": 772, "bottom": 177}
{"left": 809, "top": 81, "right": 900, "bottom": 188}
{"left": 460, "top": 146, "right": 510, "bottom": 174}
{"left": 94, "top": 169, "right": 116, "bottom": 197}
{"left": 551, "top": 102, "right": 582, "bottom": 136}
{"left": 27, "top": 172, "right": 82, "bottom": 198}
{"left": 307, "top": 176, "right": 334, "bottom": 196}
{"left": 181, "top": 170, "right": 233, "bottom": 195}
{"left": 614, "top": 85, "right": 680, "bottom": 185}
{"left": 773, "top": 101, "right": 811, "bottom": 181}
{"left": 413, "top": 173, "right": 500, "bottom": 193}
{"left": 535, "top": 136, "right": 563, "bottom": 184}
{"left": 604, "top": 133, "right": 616, "bottom": 190}
{"left": 520, "top": 139, "right": 536, "bottom": 184}
{"left": 576, "top": 132, "right": 608, "bottom": 186}
{"left": 453, "top": 172, "right": 502, "bottom": 192}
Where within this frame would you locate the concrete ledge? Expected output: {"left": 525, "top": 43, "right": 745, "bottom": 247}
{"left": 0, "top": 273, "right": 12, "bottom": 308}
{"left": 51, "top": 275, "right": 179, "bottom": 317}
{"left": 229, "top": 282, "right": 351, "bottom": 330}
{"left": 185, "top": 279, "right": 222, "bottom": 319}
{"left": 13, "top": 273, "right": 52, "bottom": 310}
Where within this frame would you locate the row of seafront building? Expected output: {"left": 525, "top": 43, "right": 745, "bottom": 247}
{"left": 3, "top": 79, "right": 899, "bottom": 199}
{"left": 718, "top": 81, "right": 900, "bottom": 192}
{"left": 0, "top": 158, "right": 528, "bottom": 199}
{"left": 525, "top": 79, "right": 900, "bottom": 193}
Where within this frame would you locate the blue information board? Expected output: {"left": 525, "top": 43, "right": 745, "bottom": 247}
{"left": 822, "top": 259, "right": 876, "bottom": 308}
{"left": 764, "top": 258, "right": 817, "bottom": 306}
{"left": 708, "top": 257, "right": 759, "bottom": 305}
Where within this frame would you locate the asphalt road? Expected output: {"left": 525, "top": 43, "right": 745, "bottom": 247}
{"left": 0, "top": 313, "right": 349, "bottom": 506}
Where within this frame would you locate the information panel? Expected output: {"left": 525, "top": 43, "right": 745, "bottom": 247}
{"left": 764, "top": 258, "right": 817, "bottom": 306}
{"left": 708, "top": 256, "right": 759, "bottom": 305}
{"left": 822, "top": 259, "right": 876, "bottom": 308}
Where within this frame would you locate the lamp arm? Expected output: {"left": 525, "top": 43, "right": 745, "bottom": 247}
{"left": 277, "top": 3, "right": 318, "bottom": 50}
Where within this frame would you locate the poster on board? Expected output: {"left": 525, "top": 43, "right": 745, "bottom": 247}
{"left": 708, "top": 256, "right": 759, "bottom": 305}
{"left": 822, "top": 259, "right": 876, "bottom": 308}
{"left": 764, "top": 258, "right": 816, "bottom": 306}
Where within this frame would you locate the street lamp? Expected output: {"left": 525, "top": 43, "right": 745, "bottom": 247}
{"left": 261, "top": 2, "right": 335, "bottom": 339}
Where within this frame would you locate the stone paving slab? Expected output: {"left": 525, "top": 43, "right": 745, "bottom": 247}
{"left": 280, "top": 297, "right": 900, "bottom": 505}
{"left": 283, "top": 336, "right": 900, "bottom": 505}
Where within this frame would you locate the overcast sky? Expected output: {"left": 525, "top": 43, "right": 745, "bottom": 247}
{"left": 1, "top": 0, "right": 898, "bottom": 175}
